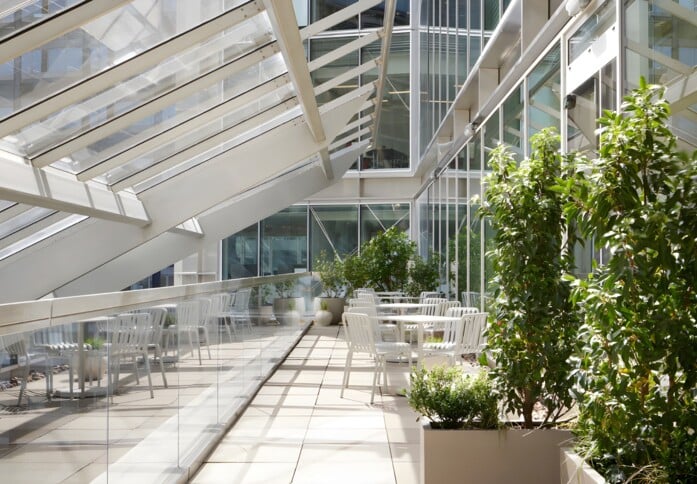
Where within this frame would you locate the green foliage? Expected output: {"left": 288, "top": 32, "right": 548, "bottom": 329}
{"left": 319, "top": 299, "right": 329, "bottom": 311}
{"left": 274, "top": 280, "right": 296, "bottom": 298}
{"left": 314, "top": 250, "right": 347, "bottom": 298}
{"left": 479, "top": 127, "right": 579, "bottom": 429}
{"left": 404, "top": 251, "right": 440, "bottom": 297}
{"left": 163, "top": 313, "right": 176, "bottom": 327}
{"left": 563, "top": 79, "right": 697, "bottom": 482}
{"left": 85, "top": 337, "right": 104, "bottom": 350}
{"left": 343, "top": 227, "right": 416, "bottom": 294}
{"left": 408, "top": 366, "right": 499, "bottom": 430}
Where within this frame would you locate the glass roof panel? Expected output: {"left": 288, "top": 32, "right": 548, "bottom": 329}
{"left": 0, "top": 213, "right": 86, "bottom": 261}
{"left": 0, "top": 0, "right": 251, "bottom": 120}
{"left": 12, "top": 10, "right": 274, "bottom": 158}
{"left": 0, "top": 0, "right": 84, "bottom": 42}
{"left": 0, "top": 200, "right": 15, "bottom": 212}
{"left": 103, "top": 67, "right": 293, "bottom": 185}
{"left": 0, "top": 205, "right": 54, "bottom": 239}
{"left": 133, "top": 104, "right": 302, "bottom": 193}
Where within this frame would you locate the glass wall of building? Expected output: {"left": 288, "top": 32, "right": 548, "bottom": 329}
{"left": 223, "top": 203, "right": 411, "bottom": 277}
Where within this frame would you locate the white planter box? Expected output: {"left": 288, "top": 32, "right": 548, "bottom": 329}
{"left": 560, "top": 448, "right": 607, "bottom": 484}
{"left": 421, "top": 423, "right": 573, "bottom": 484}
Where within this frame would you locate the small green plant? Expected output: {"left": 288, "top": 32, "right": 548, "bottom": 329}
{"left": 319, "top": 299, "right": 329, "bottom": 311}
{"left": 275, "top": 280, "right": 296, "bottom": 298}
{"left": 85, "top": 337, "right": 105, "bottom": 350}
{"left": 163, "top": 313, "right": 176, "bottom": 327}
{"left": 314, "top": 250, "right": 347, "bottom": 298}
{"left": 408, "top": 366, "right": 499, "bottom": 430}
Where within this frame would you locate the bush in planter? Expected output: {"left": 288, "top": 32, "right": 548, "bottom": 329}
{"left": 563, "top": 80, "right": 697, "bottom": 482}
{"left": 408, "top": 366, "right": 498, "bottom": 430}
{"left": 479, "top": 128, "right": 579, "bottom": 429}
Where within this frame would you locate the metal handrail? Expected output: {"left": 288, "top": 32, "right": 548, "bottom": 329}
{"left": 0, "top": 272, "right": 313, "bottom": 336}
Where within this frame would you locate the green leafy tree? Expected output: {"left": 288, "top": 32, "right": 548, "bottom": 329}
{"left": 361, "top": 226, "right": 415, "bottom": 292}
{"left": 314, "top": 250, "right": 346, "bottom": 297}
{"left": 564, "top": 80, "right": 697, "bottom": 482}
{"left": 479, "top": 128, "right": 578, "bottom": 429}
{"left": 405, "top": 251, "right": 440, "bottom": 297}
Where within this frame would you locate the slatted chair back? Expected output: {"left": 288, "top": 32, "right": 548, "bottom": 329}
{"left": 436, "top": 300, "right": 461, "bottom": 316}
{"left": 342, "top": 311, "right": 377, "bottom": 356}
{"left": 419, "top": 297, "right": 447, "bottom": 316}
{"left": 460, "top": 312, "right": 488, "bottom": 354}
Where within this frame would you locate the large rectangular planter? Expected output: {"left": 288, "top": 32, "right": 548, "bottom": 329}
{"left": 560, "top": 448, "right": 607, "bottom": 484}
{"left": 421, "top": 423, "right": 573, "bottom": 484}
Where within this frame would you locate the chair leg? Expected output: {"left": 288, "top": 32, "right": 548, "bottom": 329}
{"left": 370, "top": 360, "right": 380, "bottom": 404}
{"left": 202, "top": 327, "right": 211, "bottom": 360}
{"left": 340, "top": 351, "right": 352, "bottom": 398}
{"left": 143, "top": 351, "right": 154, "bottom": 399}
{"left": 17, "top": 363, "right": 29, "bottom": 406}
{"left": 156, "top": 345, "right": 168, "bottom": 388}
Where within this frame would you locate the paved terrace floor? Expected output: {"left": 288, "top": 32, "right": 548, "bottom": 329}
{"left": 192, "top": 324, "right": 480, "bottom": 484}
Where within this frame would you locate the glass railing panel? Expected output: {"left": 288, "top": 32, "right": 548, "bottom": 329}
{"left": 0, "top": 273, "right": 315, "bottom": 482}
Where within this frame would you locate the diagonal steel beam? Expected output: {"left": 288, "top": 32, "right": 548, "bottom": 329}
{"left": 371, "top": 0, "right": 397, "bottom": 139}
{"left": 263, "top": 0, "right": 331, "bottom": 178}
{"left": 31, "top": 43, "right": 280, "bottom": 168}
{"left": 0, "top": 0, "right": 129, "bottom": 66}
{"left": 0, "top": 1, "right": 265, "bottom": 139}
{"left": 0, "top": 156, "right": 150, "bottom": 226}
{"left": 314, "top": 59, "right": 379, "bottom": 96}
{"left": 308, "top": 31, "right": 381, "bottom": 72}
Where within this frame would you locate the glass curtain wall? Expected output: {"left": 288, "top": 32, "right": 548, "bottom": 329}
{"left": 223, "top": 203, "right": 411, "bottom": 277}
{"left": 418, "top": 0, "right": 509, "bottom": 156}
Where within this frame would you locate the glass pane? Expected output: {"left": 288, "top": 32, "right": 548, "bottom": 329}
{"left": 484, "top": 0, "right": 498, "bottom": 30}
{"left": 360, "top": 203, "right": 409, "bottom": 245}
{"left": 528, "top": 43, "right": 561, "bottom": 143}
{"left": 0, "top": 0, "right": 83, "bottom": 42}
{"left": 360, "top": 33, "right": 410, "bottom": 169}
{"left": 309, "top": 205, "right": 358, "bottom": 263}
{"left": 310, "top": 36, "right": 358, "bottom": 107}
{"left": 469, "top": 132, "right": 481, "bottom": 171}
{"left": 0, "top": 206, "right": 54, "bottom": 240}
{"left": 567, "top": 75, "right": 597, "bottom": 153}
{"left": 0, "top": 213, "right": 85, "bottom": 260}
{"left": 261, "top": 206, "right": 307, "bottom": 275}
{"left": 502, "top": 83, "right": 523, "bottom": 160}
{"left": 13, "top": 11, "right": 274, "bottom": 158}
{"left": 0, "top": 0, "right": 249, "bottom": 120}
{"left": 222, "top": 223, "right": 258, "bottom": 279}
{"left": 311, "top": 0, "right": 358, "bottom": 30}
{"left": 568, "top": 0, "right": 615, "bottom": 63}
{"left": 483, "top": 110, "right": 499, "bottom": 168}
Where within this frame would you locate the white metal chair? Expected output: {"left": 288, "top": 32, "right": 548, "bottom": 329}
{"left": 107, "top": 313, "right": 154, "bottom": 398}
{"left": 341, "top": 311, "right": 412, "bottom": 404}
{"left": 207, "top": 293, "right": 235, "bottom": 342}
{"left": 0, "top": 332, "right": 45, "bottom": 406}
{"left": 404, "top": 297, "right": 447, "bottom": 343}
{"left": 175, "top": 299, "right": 211, "bottom": 365}
{"left": 421, "top": 307, "right": 472, "bottom": 365}
{"left": 424, "top": 300, "right": 462, "bottom": 339}
{"left": 139, "top": 307, "right": 169, "bottom": 388}
{"left": 228, "top": 288, "right": 252, "bottom": 332}
{"left": 461, "top": 311, "right": 488, "bottom": 356}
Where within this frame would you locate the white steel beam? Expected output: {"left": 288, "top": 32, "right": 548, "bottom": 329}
{"left": 0, "top": 212, "right": 66, "bottom": 251}
{"left": 0, "top": 98, "right": 369, "bottom": 302}
{"left": 299, "top": 0, "right": 383, "bottom": 40}
{"left": 77, "top": 74, "right": 291, "bottom": 182}
{"left": 371, "top": 0, "right": 397, "bottom": 139}
{"left": 339, "top": 114, "right": 373, "bottom": 136}
{"left": 666, "top": 67, "right": 697, "bottom": 114}
{"left": 0, "top": 0, "right": 129, "bottom": 66}
{"left": 308, "top": 31, "right": 381, "bottom": 72}
{"left": 263, "top": 0, "right": 326, "bottom": 146}
{"left": 109, "top": 99, "right": 300, "bottom": 192}
{"left": 0, "top": 203, "right": 31, "bottom": 224}
{"left": 51, "top": 142, "right": 367, "bottom": 299}
{"left": 314, "top": 59, "right": 379, "bottom": 96}
{"left": 170, "top": 218, "right": 204, "bottom": 237}
{"left": 31, "top": 43, "right": 281, "bottom": 168}
{"left": 0, "top": 1, "right": 265, "bottom": 139}
{"left": 0, "top": 157, "right": 150, "bottom": 225}
{"left": 330, "top": 127, "right": 371, "bottom": 151}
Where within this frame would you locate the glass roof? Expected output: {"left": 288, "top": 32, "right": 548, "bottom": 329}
{"left": 0, "top": 0, "right": 386, "bottom": 286}
{"left": 0, "top": 0, "right": 250, "bottom": 118}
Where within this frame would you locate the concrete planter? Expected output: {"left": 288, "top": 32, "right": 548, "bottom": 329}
{"left": 421, "top": 422, "right": 573, "bottom": 484}
{"left": 316, "top": 297, "right": 344, "bottom": 324}
{"left": 273, "top": 297, "right": 304, "bottom": 325}
{"left": 560, "top": 448, "right": 607, "bottom": 484}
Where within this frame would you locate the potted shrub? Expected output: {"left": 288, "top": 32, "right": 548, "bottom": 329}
{"left": 404, "top": 251, "right": 440, "bottom": 298}
{"left": 562, "top": 80, "right": 697, "bottom": 482}
{"left": 272, "top": 280, "right": 303, "bottom": 326}
{"left": 408, "top": 366, "right": 571, "bottom": 484}
{"left": 314, "top": 250, "right": 346, "bottom": 324}
{"left": 314, "top": 299, "right": 333, "bottom": 327}
{"left": 480, "top": 127, "right": 579, "bottom": 429}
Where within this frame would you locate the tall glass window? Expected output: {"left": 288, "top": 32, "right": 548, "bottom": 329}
{"left": 261, "top": 206, "right": 308, "bottom": 275}
{"left": 502, "top": 84, "right": 523, "bottom": 160}
{"left": 527, "top": 44, "right": 561, "bottom": 145}
{"left": 310, "top": 205, "right": 358, "bottom": 264}
{"left": 222, "top": 223, "right": 258, "bottom": 279}
{"left": 360, "top": 203, "right": 410, "bottom": 245}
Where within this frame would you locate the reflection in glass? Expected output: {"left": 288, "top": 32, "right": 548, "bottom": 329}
{"left": 502, "top": 84, "right": 523, "bottom": 160}
{"left": 568, "top": 0, "right": 615, "bottom": 64}
{"left": 13, "top": 11, "right": 274, "bottom": 158}
{"left": 310, "top": 205, "right": 358, "bottom": 263}
{"left": 261, "top": 206, "right": 307, "bottom": 275}
{"left": 483, "top": 110, "right": 499, "bottom": 168}
{"left": 360, "top": 203, "right": 409, "bottom": 245}
{"left": 310, "top": 37, "right": 358, "bottom": 107}
{"left": 311, "top": 0, "right": 358, "bottom": 30}
{"left": 223, "top": 223, "right": 258, "bottom": 279}
{"left": 528, "top": 44, "right": 560, "bottom": 144}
